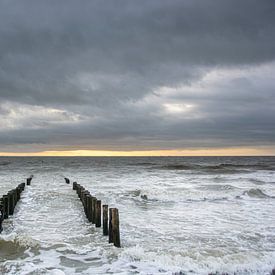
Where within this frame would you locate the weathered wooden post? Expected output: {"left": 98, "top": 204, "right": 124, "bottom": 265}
{"left": 77, "top": 184, "right": 81, "bottom": 196}
{"left": 16, "top": 186, "right": 21, "bottom": 201}
{"left": 112, "top": 208, "right": 120, "bottom": 247}
{"left": 86, "top": 195, "right": 92, "bottom": 222}
{"left": 91, "top": 197, "right": 97, "bottom": 224}
{"left": 109, "top": 208, "right": 113, "bottom": 243}
{"left": 0, "top": 198, "right": 4, "bottom": 233}
{"left": 73, "top": 182, "right": 77, "bottom": 190}
{"left": 75, "top": 184, "right": 79, "bottom": 195}
{"left": 78, "top": 186, "right": 84, "bottom": 199}
{"left": 95, "top": 200, "right": 101, "bottom": 227}
{"left": 19, "top": 182, "right": 25, "bottom": 192}
{"left": 103, "top": 205, "right": 108, "bottom": 235}
{"left": 109, "top": 208, "right": 120, "bottom": 247}
{"left": 13, "top": 189, "right": 17, "bottom": 210}
{"left": 84, "top": 191, "right": 90, "bottom": 217}
{"left": 26, "top": 178, "right": 31, "bottom": 185}
{"left": 3, "top": 195, "right": 9, "bottom": 219}
{"left": 80, "top": 189, "right": 85, "bottom": 205}
{"left": 8, "top": 191, "right": 14, "bottom": 215}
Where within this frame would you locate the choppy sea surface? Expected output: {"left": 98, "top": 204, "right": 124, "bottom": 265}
{"left": 0, "top": 156, "right": 275, "bottom": 275}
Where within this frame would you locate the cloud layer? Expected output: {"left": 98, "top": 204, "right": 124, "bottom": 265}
{"left": 0, "top": 0, "right": 275, "bottom": 152}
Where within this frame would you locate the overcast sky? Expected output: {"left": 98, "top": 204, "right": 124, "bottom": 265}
{"left": 0, "top": 0, "right": 275, "bottom": 154}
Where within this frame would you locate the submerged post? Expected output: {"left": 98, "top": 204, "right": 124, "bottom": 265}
{"left": 103, "top": 205, "right": 108, "bottom": 236}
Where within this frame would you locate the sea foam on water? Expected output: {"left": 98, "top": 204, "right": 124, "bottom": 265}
{"left": 0, "top": 156, "right": 275, "bottom": 274}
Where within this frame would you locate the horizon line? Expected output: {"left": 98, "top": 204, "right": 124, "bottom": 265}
{"left": 0, "top": 147, "right": 275, "bottom": 157}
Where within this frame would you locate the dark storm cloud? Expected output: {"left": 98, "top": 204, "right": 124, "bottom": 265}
{"left": 0, "top": 0, "right": 275, "bottom": 151}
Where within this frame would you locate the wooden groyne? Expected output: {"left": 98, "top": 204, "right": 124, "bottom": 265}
{"left": 72, "top": 181, "right": 121, "bottom": 248}
{"left": 0, "top": 182, "right": 26, "bottom": 233}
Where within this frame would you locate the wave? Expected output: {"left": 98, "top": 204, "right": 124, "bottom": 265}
{"left": 127, "top": 162, "right": 157, "bottom": 166}
{"left": 198, "top": 184, "right": 236, "bottom": 191}
{"left": 186, "top": 197, "right": 228, "bottom": 203}
{"left": 154, "top": 163, "right": 273, "bottom": 173}
{"left": 158, "top": 164, "right": 194, "bottom": 170}
{"left": 0, "top": 233, "right": 40, "bottom": 255}
{"left": 249, "top": 178, "right": 266, "bottom": 185}
{"left": 0, "top": 161, "right": 11, "bottom": 166}
{"left": 242, "top": 188, "right": 274, "bottom": 199}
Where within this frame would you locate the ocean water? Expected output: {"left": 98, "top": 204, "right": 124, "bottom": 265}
{"left": 0, "top": 156, "right": 275, "bottom": 275}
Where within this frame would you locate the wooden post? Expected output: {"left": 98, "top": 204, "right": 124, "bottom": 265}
{"left": 84, "top": 191, "right": 90, "bottom": 217}
{"left": 86, "top": 195, "right": 92, "bottom": 222}
{"left": 95, "top": 200, "right": 101, "bottom": 227}
{"left": 112, "top": 208, "right": 121, "bottom": 248}
{"left": 8, "top": 191, "right": 14, "bottom": 215}
{"left": 13, "top": 188, "right": 17, "bottom": 205}
{"left": 0, "top": 199, "right": 3, "bottom": 233}
{"left": 20, "top": 182, "right": 25, "bottom": 191}
{"left": 64, "top": 177, "right": 70, "bottom": 184}
{"left": 73, "top": 182, "right": 77, "bottom": 190}
{"left": 103, "top": 205, "right": 108, "bottom": 235}
{"left": 78, "top": 186, "right": 84, "bottom": 199}
{"left": 75, "top": 184, "right": 80, "bottom": 195}
{"left": 80, "top": 189, "right": 85, "bottom": 205}
{"left": 26, "top": 178, "right": 32, "bottom": 185}
{"left": 3, "top": 195, "right": 9, "bottom": 219}
{"left": 16, "top": 186, "right": 21, "bottom": 201}
{"left": 91, "top": 197, "right": 97, "bottom": 224}
{"left": 109, "top": 208, "right": 113, "bottom": 243}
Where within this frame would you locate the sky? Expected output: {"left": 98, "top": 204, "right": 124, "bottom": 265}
{"left": 0, "top": 0, "right": 275, "bottom": 156}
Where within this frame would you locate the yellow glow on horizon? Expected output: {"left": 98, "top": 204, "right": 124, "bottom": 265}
{"left": 0, "top": 147, "right": 274, "bottom": 156}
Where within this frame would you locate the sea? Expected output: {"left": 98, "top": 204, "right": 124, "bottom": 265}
{"left": 0, "top": 156, "right": 274, "bottom": 275}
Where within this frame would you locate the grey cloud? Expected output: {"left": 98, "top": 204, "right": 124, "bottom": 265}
{"left": 0, "top": 0, "right": 275, "bottom": 151}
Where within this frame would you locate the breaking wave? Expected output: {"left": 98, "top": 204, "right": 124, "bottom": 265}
{"left": 242, "top": 188, "right": 274, "bottom": 199}
{"left": 198, "top": 184, "right": 236, "bottom": 191}
{"left": 152, "top": 163, "right": 274, "bottom": 174}
{"left": 0, "top": 161, "right": 11, "bottom": 166}
{"left": 0, "top": 233, "right": 40, "bottom": 253}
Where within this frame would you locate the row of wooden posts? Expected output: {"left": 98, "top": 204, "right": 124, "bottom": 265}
{"left": 72, "top": 182, "right": 121, "bottom": 248}
{"left": 0, "top": 182, "right": 26, "bottom": 233}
